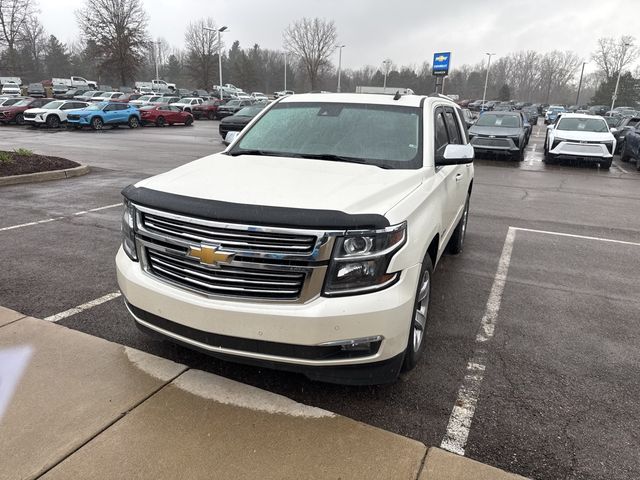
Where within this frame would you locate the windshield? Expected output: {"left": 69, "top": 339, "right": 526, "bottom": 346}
{"left": 42, "top": 101, "right": 64, "bottom": 110}
{"left": 476, "top": 114, "right": 521, "bottom": 127}
{"left": 137, "top": 95, "right": 152, "bottom": 101}
{"left": 85, "top": 104, "right": 102, "bottom": 111}
{"left": 226, "top": 100, "right": 241, "bottom": 106}
{"left": 556, "top": 118, "right": 609, "bottom": 133}
{"left": 13, "top": 100, "right": 32, "bottom": 107}
{"left": 231, "top": 102, "right": 421, "bottom": 169}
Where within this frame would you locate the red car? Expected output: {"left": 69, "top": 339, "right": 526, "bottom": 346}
{"left": 192, "top": 99, "right": 226, "bottom": 120}
{"left": 139, "top": 105, "right": 194, "bottom": 127}
{"left": 0, "top": 97, "right": 50, "bottom": 125}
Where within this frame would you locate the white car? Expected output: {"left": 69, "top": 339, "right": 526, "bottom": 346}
{"left": 129, "top": 95, "right": 163, "bottom": 107}
{"left": 23, "top": 100, "right": 90, "bottom": 128}
{"left": 251, "top": 92, "right": 269, "bottom": 101}
{"left": 1, "top": 81, "right": 21, "bottom": 95}
{"left": 274, "top": 90, "right": 295, "bottom": 98}
{"left": 544, "top": 113, "right": 616, "bottom": 169}
{"left": 116, "top": 93, "right": 474, "bottom": 385}
{"left": 93, "top": 91, "right": 125, "bottom": 102}
{"left": 170, "top": 97, "right": 204, "bottom": 112}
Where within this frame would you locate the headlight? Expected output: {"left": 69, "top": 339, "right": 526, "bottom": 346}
{"left": 324, "top": 223, "right": 406, "bottom": 296}
{"left": 121, "top": 199, "right": 138, "bottom": 261}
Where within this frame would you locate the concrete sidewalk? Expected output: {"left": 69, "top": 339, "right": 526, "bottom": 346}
{"left": 0, "top": 307, "right": 526, "bottom": 480}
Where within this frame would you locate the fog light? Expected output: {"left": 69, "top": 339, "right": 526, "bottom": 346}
{"left": 320, "top": 335, "right": 383, "bottom": 353}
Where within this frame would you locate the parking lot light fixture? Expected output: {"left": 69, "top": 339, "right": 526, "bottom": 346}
{"left": 336, "top": 45, "right": 346, "bottom": 93}
{"left": 576, "top": 61, "right": 587, "bottom": 106}
{"left": 481, "top": 53, "right": 496, "bottom": 112}
{"left": 204, "top": 25, "right": 229, "bottom": 98}
{"left": 382, "top": 60, "right": 391, "bottom": 91}
{"left": 611, "top": 42, "right": 632, "bottom": 115}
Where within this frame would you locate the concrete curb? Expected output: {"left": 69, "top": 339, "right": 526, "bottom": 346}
{"left": 0, "top": 164, "right": 89, "bottom": 187}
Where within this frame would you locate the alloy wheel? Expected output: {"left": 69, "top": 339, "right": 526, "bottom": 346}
{"left": 412, "top": 270, "right": 430, "bottom": 352}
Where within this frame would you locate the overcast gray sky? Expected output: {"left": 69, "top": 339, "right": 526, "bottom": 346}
{"left": 43, "top": 0, "right": 637, "bottom": 74}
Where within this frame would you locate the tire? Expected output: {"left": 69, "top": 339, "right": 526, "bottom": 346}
{"left": 402, "top": 254, "right": 433, "bottom": 372}
{"left": 90, "top": 117, "right": 103, "bottom": 130}
{"left": 155, "top": 116, "right": 166, "bottom": 127}
{"left": 184, "top": 107, "right": 191, "bottom": 113}
{"left": 620, "top": 141, "right": 630, "bottom": 162}
{"left": 208, "top": 111, "right": 216, "bottom": 120}
{"left": 448, "top": 194, "right": 470, "bottom": 254}
{"left": 513, "top": 148, "right": 525, "bottom": 161}
{"left": 15, "top": 113, "right": 24, "bottom": 125}
{"left": 46, "top": 115, "right": 60, "bottom": 129}
{"left": 600, "top": 159, "right": 612, "bottom": 170}
{"left": 185, "top": 116, "right": 193, "bottom": 126}
{"left": 128, "top": 116, "right": 139, "bottom": 129}
{"left": 636, "top": 157, "right": 640, "bottom": 172}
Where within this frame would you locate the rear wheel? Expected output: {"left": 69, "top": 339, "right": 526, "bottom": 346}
{"left": 91, "top": 117, "right": 103, "bottom": 130}
{"left": 155, "top": 116, "right": 165, "bottom": 127}
{"left": 46, "top": 115, "right": 60, "bottom": 129}
{"left": 402, "top": 255, "right": 433, "bottom": 372}
{"left": 185, "top": 116, "right": 194, "bottom": 126}
{"left": 208, "top": 111, "right": 217, "bottom": 120}
{"left": 128, "top": 116, "right": 139, "bottom": 129}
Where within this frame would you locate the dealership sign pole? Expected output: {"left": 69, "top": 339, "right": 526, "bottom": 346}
{"left": 432, "top": 52, "right": 451, "bottom": 94}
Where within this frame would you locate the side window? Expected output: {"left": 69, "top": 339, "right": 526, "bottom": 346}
{"left": 434, "top": 108, "right": 449, "bottom": 158}
{"left": 444, "top": 108, "right": 462, "bottom": 145}
{"left": 118, "top": 104, "right": 129, "bottom": 111}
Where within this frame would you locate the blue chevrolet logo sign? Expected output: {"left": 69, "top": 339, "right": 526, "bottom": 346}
{"left": 432, "top": 52, "right": 451, "bottom": 76}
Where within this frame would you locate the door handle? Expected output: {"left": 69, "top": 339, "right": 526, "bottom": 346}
{"left": 455, "top": 173, "right": 464, "bottom": 182}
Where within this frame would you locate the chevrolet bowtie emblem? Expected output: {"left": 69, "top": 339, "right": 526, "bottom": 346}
{"left": 435, "top": 55, "right": 447, "bottom": 62}
{"left": 188, "top": 245, "right": 235, "bottom": 266}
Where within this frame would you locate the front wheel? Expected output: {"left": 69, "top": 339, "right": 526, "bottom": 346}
{"left": 128, "top": 116, "right": 139, "bottom": 129}
{"left": 448, "top": 194, "right": 470, "bottom": 254}
{"left": 15, "top": 113, "right": 24, "bottom": 125}
{"left": 620, "top": 142, "right": 630, "bottom": 162}
{"left": 513, "top": 148, "right": 525, "bottom": 161}
{"left": 402, "top": 255, "right": 433, "bottom": 372}
{"left": 91, "top": 117, "right": 103, "bottom": 130}
{"left": 600, "top": 159, "right": 612, "bottom": 170}
{"left": 155, "top": 116, "right": 165, "bottom": 127}
{"left": 208, "top": 111, "right": 217, "bottom": 120}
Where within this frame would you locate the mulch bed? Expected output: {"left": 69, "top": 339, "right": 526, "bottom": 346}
{"left": 0, "top": 151, "right": 80, "bottom": 177}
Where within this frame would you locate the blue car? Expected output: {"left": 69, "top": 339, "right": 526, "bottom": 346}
{"left": 66, "top": 102, "right": 141, "bottom": 130}
{"left": 544, "top": 105, "right": 566, "bottom": 125}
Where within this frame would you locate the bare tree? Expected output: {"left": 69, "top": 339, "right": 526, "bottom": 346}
{"left": 185, "top": 18, "right": 219, "bottom": 89}
{"left": 18, "top": 13, "right": 46, "bottom": 80}
{"left": 0, "top": 0, "right": 34, "bottom": 74}
{"left": 76, "top": 0, "right": 149, "bottom": 86}
{"left": 592, "top": 36, "right": 638, "bottom": 80}
{"left": 283, "top": 17, "right": 337, "bottom": 90}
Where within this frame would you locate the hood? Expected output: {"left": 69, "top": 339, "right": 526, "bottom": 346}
{"left": 134, "top": 153, "right": 423, "bottom": 216}
{"left": 553, "top": 130, "right": 614, "bottom": 142}
{"left": 469, "top": 125, "right": 522, "bottom": 136}
{"left": 0, "top": 105, "right": 26, "bottom": 112}
{"left": 68, "top": 108, "right": 93, "bottom": 116}
{"left": 25, "top": 108, "right": 46, "bottom": 115}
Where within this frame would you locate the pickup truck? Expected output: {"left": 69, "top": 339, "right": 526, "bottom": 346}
{"left": 116, "top": 93, "right": 474, "bottom": 385}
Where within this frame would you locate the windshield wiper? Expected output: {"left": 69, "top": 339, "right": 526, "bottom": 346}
{"left": 227, "top": 149, "right": 289, "bottom": 157}
{"left": 294, "top": 153, "right": 370, "bottom": 164}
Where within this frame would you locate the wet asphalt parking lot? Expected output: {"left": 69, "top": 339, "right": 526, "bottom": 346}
{"left": 1, "top": 119, "right": 639, "bottom": 480}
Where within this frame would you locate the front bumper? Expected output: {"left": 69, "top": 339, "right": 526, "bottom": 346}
{"left": 67, "top": 116, "right": 91, "bottom": 126}
{"left": 549, "top": 141, "right": 614, "bottom": 160}
{"left": 116, "top": 247, "right": 419, "bottom": 375}
{"left": 470, "top": 136, "right": 520, "bottom": 154}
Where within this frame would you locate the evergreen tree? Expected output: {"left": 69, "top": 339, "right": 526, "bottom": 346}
{"left": 44, "top": 35, "right": 71, "bottom": 78}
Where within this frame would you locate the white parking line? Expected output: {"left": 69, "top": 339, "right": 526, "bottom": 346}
{"left": 615, "top": 163, "right": 629, "bottom": 174}
{"left": 440, "top": 227, "right": 516, "bottom": 455}
{"left": 513, "top": 227, "right": 640, "bottom": 247}
{"left": 0, "top": 203, "right": 120, "bottom": 232}
{"left": 44, "top": 292, "right": 122, "bottom": 323}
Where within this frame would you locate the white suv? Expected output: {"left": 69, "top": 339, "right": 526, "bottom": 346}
{"left": 544, "top": 113, "right": 616, "bottom": 169}
{"left": 23, "top": 100, "right": 89, "bottom": 128}
{"left": 116, "top": 93, "right": 474, "bottom": 384}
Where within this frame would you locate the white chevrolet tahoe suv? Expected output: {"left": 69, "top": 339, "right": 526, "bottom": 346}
{"left": 117, "top": 93, "right": 474, "bottom": 385}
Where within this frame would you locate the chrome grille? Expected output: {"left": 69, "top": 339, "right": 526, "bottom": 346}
{"left": 142, "top": 211, "right": 317, "bottom": 255}
{"left": 134, "top": 205, "right": 336, "bottom": 303}
{"left": 146, "top": 249, "right": 305, "bottom": 300}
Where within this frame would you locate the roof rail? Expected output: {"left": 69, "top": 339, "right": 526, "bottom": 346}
{"left": 428, "top": 93, "right": 452, "bottom": 99}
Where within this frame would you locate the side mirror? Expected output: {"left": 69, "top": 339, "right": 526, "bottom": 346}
{"left": 610, "top": 127, "right": 618, "bottom": 134}
{"left": 223, "top": 131, "right": 239, "bottom": 146}
{"left": 436, "top": 144, "right": 474, "bottom": 166}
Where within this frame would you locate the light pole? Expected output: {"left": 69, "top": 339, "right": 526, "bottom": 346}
{"left": 203, "top": 25, "right": 228, "bottom": 97}
{"left": 284, "top": 51, "right": 287, "bottom": 90}
{"left": 575, "top": 61, "right": 587, "bottom": 106}
{"left": 152, "top": 41, "right": 159, "bottom": 81}
{"left": 336, "top": 44, "right": 345, "bottom": 93}
{"left": 481, "top": 52, "right": 495, "bottom": 111}
{"left": 382, "top": 60, "right": 391, "bottom": 91}
{"left": 611, "top": 41, "right": 632, "bottom": 115}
